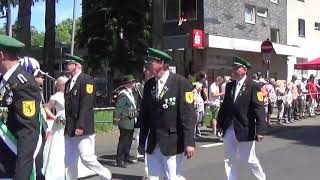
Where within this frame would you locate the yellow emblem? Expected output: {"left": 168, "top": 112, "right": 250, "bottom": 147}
{"left": 185, "top": 92, "right": 194, "bottom": 104}
{"left": 22, "top": 100, "right": 36, "bottom": 117}
{"left": 86, "top": 84, "right": 93, "bottom": 94}
{"left": 257, "top": 92, "right": 263, "bottom": 102}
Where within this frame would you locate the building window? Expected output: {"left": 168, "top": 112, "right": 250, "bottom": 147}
{"left": 298, "top": 19, "right": 305, "bottom": 37}
{"left": 256, "top": 7, "right": 268, "bottom": 18}
{"left": 270, "top": 0, "right": 279, "bottom": 4}
{"left": 315, "top": 22, "right": 320, "bottom": 30}
{"left": 270, "top": 28, "right": 280, "bottom": 43}
{"left": 164, "top": 0, "right": 197, "bottom": 21}
{"left": 245, "top": 4, "right": 255, "bottom": 24}
{"left": 295, "top": 58, "right": 308, "bottom": 79}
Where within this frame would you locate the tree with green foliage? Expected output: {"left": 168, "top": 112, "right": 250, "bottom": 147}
{"left": 55, "top": 17, "right": 81, "bottom": 45}
{"left": 80, "top": 0, "right": 151, "bottom": 105}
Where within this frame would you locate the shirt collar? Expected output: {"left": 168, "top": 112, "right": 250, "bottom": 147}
{"left": 158, "top": 70, "right": 170, "bottom": 84}
{"left": 72, "top": 71, "right": 82, "bottom": 82}
{"left": 237, "top": 75, "right": 247, "bottom": 86}
{"left": 3, "top": 63, "right": 20, "bottom": 82}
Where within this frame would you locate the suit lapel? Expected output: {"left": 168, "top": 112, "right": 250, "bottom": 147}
{"left": 69, "top": 72, "right": 83, "bottom": 93}
{"left": 159, "top": 72, "right": 173, "bottom": 100}
{"left": 234, "top": 78, "right": 249, "bottom": 103}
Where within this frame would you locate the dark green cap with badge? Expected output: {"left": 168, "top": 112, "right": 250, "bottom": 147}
{"left": 147, "top": 48, "right": 172, "bottom": 63}
{"left": 64, "top": 53, "right": 84, "bottom": 64}
{"left": 233, "top": 56, "right": 252, "bottom": 69}
{"left": 0, "top": 34, "right": 25, "bottom": 52}
{"left": 122, "top": 74, "right": 136, "bottom": 85}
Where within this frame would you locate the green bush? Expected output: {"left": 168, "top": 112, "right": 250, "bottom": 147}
{"left": 94, "top": 108, "right": 115, "bottom": 133}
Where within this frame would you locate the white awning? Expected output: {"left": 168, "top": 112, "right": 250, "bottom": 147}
{"left": 208, "top": 35, "right": 305, "bottom": 57}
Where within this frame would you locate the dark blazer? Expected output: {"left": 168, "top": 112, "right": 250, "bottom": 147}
{"left": 217, "top": 77, "right": 267, "bottom": 141}
{"left": 138, "top": 72, "right": 196, "bottom": 156}
{"left": 64, "top": 72, "right": 95, "bottom": 137}
{"left": 0, "top": 65, "right": 41, "bottom": 178}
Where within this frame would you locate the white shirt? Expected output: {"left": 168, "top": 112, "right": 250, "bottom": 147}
{"left": 156, "top": 70, "right": 170, "bottom": 98}
{"left": 69, "top": 71, "right": 82, "bottom": 90}
{"left": 0, "top": 63, "right": 20, "bottom": 88}
{"left": 209, "top": 82, "right": 220, "bottom": 106}
{"left": 234, "top": 75, "right": 247, "bottom": 102}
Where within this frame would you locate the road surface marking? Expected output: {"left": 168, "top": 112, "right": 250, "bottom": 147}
{"left": 200, "top": 143, "right": 223, "bottom": 148}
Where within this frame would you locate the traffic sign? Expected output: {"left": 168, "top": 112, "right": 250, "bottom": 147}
{"left": 261, "top": 39, "right": 273, "bottom": 53}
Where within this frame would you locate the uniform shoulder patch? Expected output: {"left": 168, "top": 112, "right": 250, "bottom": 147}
{"left": 17, "top": 74, "right": 27, "bottom": 84}
{"left": 185, "top": 92, "right": 194, "bottom": 104}
{"left": 86, "top": 84, "right": 93, "bottom": 94}
{"left": 22, "top": 100, "right": 36, "bottom": 117}
{"left": 257, "top": 92, "right": 263, "bottom": 102}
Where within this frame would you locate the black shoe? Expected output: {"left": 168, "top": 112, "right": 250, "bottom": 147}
{"left": 114, "top": 161, "right": 127, "bottom": 168}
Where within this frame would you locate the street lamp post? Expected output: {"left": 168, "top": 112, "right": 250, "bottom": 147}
{"left": 70, "top": 0, "right": 77, "bottom": 55}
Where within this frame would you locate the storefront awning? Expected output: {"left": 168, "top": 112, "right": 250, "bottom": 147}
{"left": 294, "top": 57, "right": 320, "bottom": 70}
{"left": 208, "top": 35, "right": 303, "bottom": 57}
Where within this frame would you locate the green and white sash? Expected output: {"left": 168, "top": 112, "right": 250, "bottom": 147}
{"left": 0, "top": 108, "right": 43, "bottom": 180}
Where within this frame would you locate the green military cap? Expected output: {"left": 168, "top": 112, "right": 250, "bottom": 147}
{"left": 122, "top": 74, "right": 136, "bottom": 85}
{"left": 233, "top": 56, "right": 252, "bottom": 69}
{"left": 64, "top": 53, "right": 84, "bottom": 64}
{"left": 0, "top": 34, "right": 25, "bottom": 52}
{"left": 147, "top": 48, "right": 172, "bottom": 62}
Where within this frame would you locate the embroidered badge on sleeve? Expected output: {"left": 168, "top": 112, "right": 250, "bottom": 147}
{"left": 257, "top": 92, "right": 263, "bottom": 102}
{"left": 86, "top": 84, "right": 93, "bottom": 94}
{"left": 185, "top": 92, "right": 194, "bottom": 104}
{"left": 22, "top": 100, "right": 36, "bottom": 117}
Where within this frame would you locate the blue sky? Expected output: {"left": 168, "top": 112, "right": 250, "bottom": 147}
{"left": 0, "top": 0, "right": 82, "bottom": 32}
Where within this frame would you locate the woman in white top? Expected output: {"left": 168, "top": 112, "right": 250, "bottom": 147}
{"left": 42, "top": 76, "right": 68, "bottom": 180}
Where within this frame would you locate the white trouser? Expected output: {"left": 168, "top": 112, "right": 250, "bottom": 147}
{"left": 308, "top": 98, "right": 316, "bottom": 116}
{"left": 65, "top": 135, "right": 112, "bottom": 180}
{"left": 147, "top": 145, "right": 185, "bottom": 180}
{"left": 223, "top": 126, "right": 266, "bottom": 180}
{"left": 133, "top": 128, "right": 144, "bottom": 158}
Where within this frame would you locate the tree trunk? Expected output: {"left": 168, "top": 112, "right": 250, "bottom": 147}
{"left": 43, "top": 0, "right": 55, "bottom": 75}
{"left": 17, "top": 0, "right": 32, "bottom": 50}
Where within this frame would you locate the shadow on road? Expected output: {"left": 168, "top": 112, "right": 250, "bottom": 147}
{"left": 268, "top": 124, "right": 320, "bottom": 147}
{"left": 111, "top": 173, "right": 143, "bottom": 180}
{"left": 80, "top": 173, "right": 143, "bottom": 180}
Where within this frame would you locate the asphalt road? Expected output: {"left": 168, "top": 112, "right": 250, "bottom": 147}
{"left": 84, "top": 115, "right": 320, "bottom": 180}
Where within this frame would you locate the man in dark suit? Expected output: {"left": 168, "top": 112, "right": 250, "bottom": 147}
{"left": 0, "top": 35, "right": 42, "bottom": 179}
{"left": 217, "top": 56, "right": 267, "bottom": 180}
{"left": 138, "top": 48, "right": 196, "bottom": 180}
{"left": 64, "top": 54, "right": 112, "bottom": 180}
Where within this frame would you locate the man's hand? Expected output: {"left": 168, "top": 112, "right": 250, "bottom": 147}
{"left": 184, "top": 146, "right": 195, "bottom": 159}
{"left": 138, "top": 145, "right": 145, "bottom": 155}
{"left": 75, "top": 128, "right": 84, "bottom": 136}
{"left": 255, "top": 134, "right": 264, "bottom": 142}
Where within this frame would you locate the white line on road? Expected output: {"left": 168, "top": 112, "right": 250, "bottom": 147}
{"left": 199, "top": 143, "right": 224, "bottom": 148}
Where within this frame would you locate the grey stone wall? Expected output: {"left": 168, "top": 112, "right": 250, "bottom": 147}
{"left": 204, "top": 0, "right": 287, "bottom": 44}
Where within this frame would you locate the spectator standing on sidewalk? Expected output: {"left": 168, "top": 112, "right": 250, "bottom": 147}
{"left": 275, "top": 80, "right": 286, "bottom": 123}
{"left": 208, "top": 76, "right": 224, "bottom": 135}
{"left": 193, "top": 82, "right": 204, "bottom": 137}
{"left": 297, "top": 75, "right": 308, "bottom": 119}
{"left": 266, "top": 78, "right": 276, "bottom": 125}
{"left": 138, "top": 48, "right": 196, "bottom": 180}
{"left": 306, "top": 74, "right": 317, "bottom": 117}
{"left": 217, "top": 56, "right": 267, "bottom": 180}
{"left": 64, "top": 54, "right": 112, "bottom": 180}
{"left": 288, "top": 75, "right": 299, "bottom": 120}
